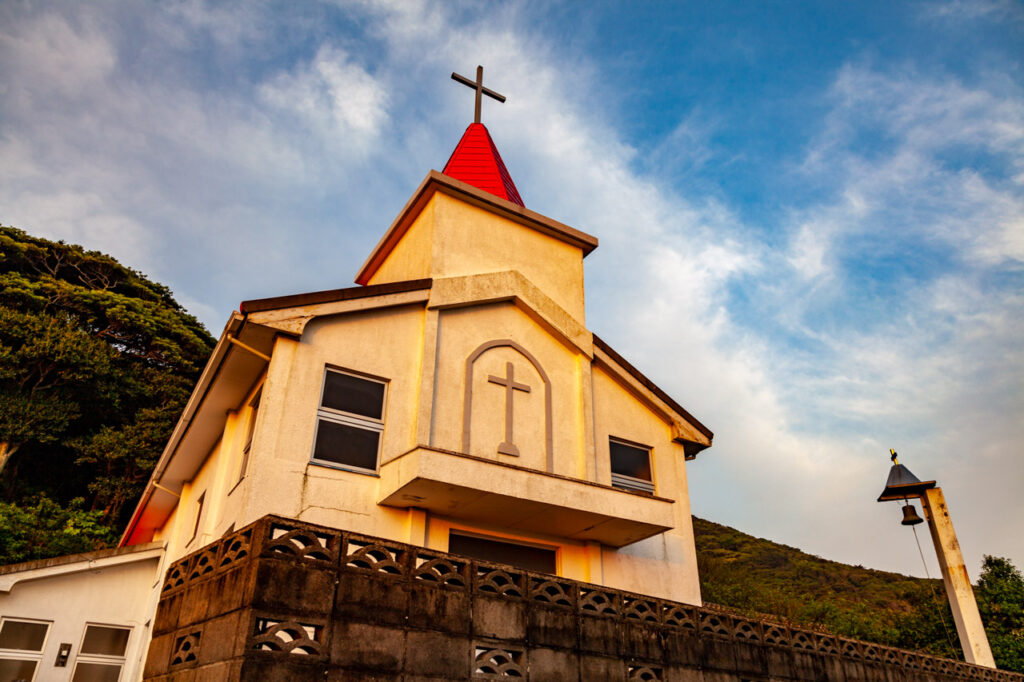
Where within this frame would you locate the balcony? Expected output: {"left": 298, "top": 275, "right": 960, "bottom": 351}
{"left": 377, "top": 446, "right": 675, "bottom": 547}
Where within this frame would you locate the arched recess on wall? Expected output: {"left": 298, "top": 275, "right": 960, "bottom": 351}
{"left": 462, "top": 339, "right": 553, "bottom": 472}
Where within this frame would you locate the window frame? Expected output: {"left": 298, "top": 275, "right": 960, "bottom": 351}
{"left": 237, "top": 387, "right": 262, "bottom": 484}
{"left": 187, "top": 492, "right": 205, "bottom": 547}
{"left": 608, "top": 437, "right": 655, "bottom": 494}
{"left": 70, "top": 623, "right": 132, "bottom": 682}
{"left": 0, "top": 617, "right": 51, "bottom": 682}
{"left": 309, "top": 367, "right": 388, "bottom": 474}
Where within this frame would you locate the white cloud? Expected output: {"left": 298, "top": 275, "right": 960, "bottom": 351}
{"left": 259, "top": 45, "right": 389, "bottom": 146}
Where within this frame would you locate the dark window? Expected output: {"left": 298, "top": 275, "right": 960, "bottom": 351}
{"left": 80, "top": 626, "right": 129, "bottom": 657}
{"left": 321, "top": 371, "right": 384, "bottom": 419}
{"left": 0, "top": 620, "right": 48, "bottom": 651}
{"left": 609, "top": 439, "right": 654, "bottom": 494}
{"left": 0, "top": 619, "right": 49, "bottom": 682}
{"left": 312, "top": 420, "right": 380, "bottom": 470}
{"left": 189, "top": 493, "right": 205, "bottom": 545}
{"left": 0, "top": 659, "right": 37, "bottom": 680}
{"left": 237, "top": 389, "right": 261, "bottom": 483}
{"left": 448, "top": 532, "right": 557, "bottom": 574}
{"left": 311, "top": 369, "right": 386, "bottom": 472}
{"left": 71, "top": 662, "right": 122, "bottom": 682}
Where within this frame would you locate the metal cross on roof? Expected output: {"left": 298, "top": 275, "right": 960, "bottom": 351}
{"left": 451, "top": 65, "right": 506, "bottom": 124}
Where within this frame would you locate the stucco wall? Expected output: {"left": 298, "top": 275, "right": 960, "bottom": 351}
{"left": 0, "top": 551, "right": 161, "bottom": 682}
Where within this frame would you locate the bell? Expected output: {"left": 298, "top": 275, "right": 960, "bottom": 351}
{"left": 901, "top": 504, "right": 924, "bottom": 526}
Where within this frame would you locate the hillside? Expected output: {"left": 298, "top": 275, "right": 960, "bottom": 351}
{"left": 694, "top": 516, "right": 962, "bottom": 658}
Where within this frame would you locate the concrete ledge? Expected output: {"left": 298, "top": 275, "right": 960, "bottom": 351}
{"left": 378, "top": 445, "right": 675, "bottom": 547}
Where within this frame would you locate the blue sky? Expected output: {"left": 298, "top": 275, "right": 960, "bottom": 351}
{"left": 1, "top": 0, "right": 1021, "bottom": 579}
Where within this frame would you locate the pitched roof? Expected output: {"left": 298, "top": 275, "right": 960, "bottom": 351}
{"left": 442, "top": 123, "right": 524, "bottom": 206}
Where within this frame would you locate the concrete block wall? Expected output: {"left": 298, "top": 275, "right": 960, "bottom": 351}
{"left": 143, "top": 515, "right": 1023, "bottom": 681}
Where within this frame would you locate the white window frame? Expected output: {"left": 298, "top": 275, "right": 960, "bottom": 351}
{"left": 0, "top": 617, "right": 51, "bottom": 682}
{"left": 609, "top": 437, "right": 655, "bottom": 494}
{"left": 310, "top": 367, "right": 387, "bottom": 474}
{"left": 237, "top": 386, "right": 262, "bottom": 484}
{"left": 187, "top": 491, "right": 205, "bottom": 548}
{"left": 70, "top": 623, "right": 132, "bottom": 682}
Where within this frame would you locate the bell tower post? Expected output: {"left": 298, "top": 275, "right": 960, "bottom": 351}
{"left": 877, "top": 452, "right": 996, "bottom": 668}
{"left": 919, "top": 486, "right": 996, "bottom": 668}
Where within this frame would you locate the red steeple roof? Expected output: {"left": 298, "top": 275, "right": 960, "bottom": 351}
{"left": 442, "top": 123, "right": 524, "bottom": 206}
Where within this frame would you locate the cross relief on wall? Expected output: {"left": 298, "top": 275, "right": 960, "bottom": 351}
{"left": 462, "top": 339, "right": 554, "bottom": 473}
{"left": 488, "top": 361, "right": 531, "bottom": 456}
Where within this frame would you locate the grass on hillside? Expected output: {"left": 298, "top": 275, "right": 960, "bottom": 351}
{"left": 693, "top": 516, "right": 962, "bottom": 660}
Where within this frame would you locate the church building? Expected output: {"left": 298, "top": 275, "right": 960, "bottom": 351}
{"left": 0, "top": 69, "right": 713, "bottom": 681}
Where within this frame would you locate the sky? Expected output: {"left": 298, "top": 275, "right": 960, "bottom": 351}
{"left": 1, "top": 0, "right": 1021, "bottom": 581}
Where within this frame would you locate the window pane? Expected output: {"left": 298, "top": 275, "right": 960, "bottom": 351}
{"left": 312, "top": 420, "right": 380, "bottom": 470}
{"left": 449, "top": 533, "right": 556, "bottom": 574}
{"left": 81, "top": 626, "right": 130, "bottom": 656}
{"left": 0, "top": 658, "right": 37, "bottom": 681}
{"left": 321, "top": 371, "right": 384, "bottom": 419}
{"left": 72, "top": 661, "right": 122, "bottom": 682}
{"left": 0, "top": 621, "right": 48, "bottom": 651}
{"left": 609, "top": 441, "right": 652, "bottom": 481}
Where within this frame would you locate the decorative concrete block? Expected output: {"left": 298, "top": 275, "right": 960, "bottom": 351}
{"left": 527, "top": 603, "right": 579, "bottom": 650}
{"left": 700, "top": 636, "right": 738, "bottom": 673}
{"left": 409, "top": 581, "right": 471, "bottom": 635}
{"left": 472, "top": 594, "right": 527, "bottom": 641}
{"left": 620, "top": 621, "right": 665, "bottom": 661}
{"left": 334, "top": 571, "right": 409, "bottom": 626}
{"left": 328, "top": 621, "right": 405, "bottom": 673}
{"left": 579, "top": 614, "right": 621, "bottom": 656}
{"left": 663, "top": 629, "right": 702, "bottom": 667}
{"left": 580, "top": 653, "right": 625, "bottom": 680}
{"left": 144, "top": 632, "right": 176, "bottom": 679}
{"left": 405, "top": 630, "right": 472, "bottom": 678}
{"left": 731, "top": 638, "right": 769, "bottom": 677}
{"left": 153, "top": 589, "right": 184, "bottom": 636}
{"left": 192, "top": 658, "right": 243, "bottom": 682}
{"left": 252, "top": 559, "right": 335, "bottom": 616}
{"left": 196, "top": 611, "right": 247, "bottom": 666}
{"left": 528, "top": 647, "right": 580, "bottom": 681}
{"left": 238, "top": 656, "right": 326, "bottom": 681}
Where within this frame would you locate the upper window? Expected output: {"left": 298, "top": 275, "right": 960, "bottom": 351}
{"left": 237, "top": 388, "right": 262, "bottom": 484}
{"left": 72, "top": 624, "right": 131, "bottom": 682}
{"left": 609, "top": 438, "right": 654, "bottom": 494}
{"left": 188, "top": 492, "right": 205, "bottom": 546}
{"left": 311, "top": 368, "right": 386, "bottom": 473}
{"left": 0, "top": 617, "right": 50, "bottom": 682}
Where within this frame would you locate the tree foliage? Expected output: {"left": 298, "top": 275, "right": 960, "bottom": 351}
{"left": 0, "top": 495, "right": 118, "bottom": 564}
{"left": 977, "top": 555, "right": 1024, "bottom": 672}
{"left": 0, "top": 225, "right": 214, "bottom": 562}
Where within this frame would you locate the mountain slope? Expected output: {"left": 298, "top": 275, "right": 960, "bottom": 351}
{"left": 693, "top": 516, "right": 962, "bottom": 659}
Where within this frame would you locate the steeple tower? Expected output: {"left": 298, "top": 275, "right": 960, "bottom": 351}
{"left": 444, "top": 65, "right": 524, "bottom": 206}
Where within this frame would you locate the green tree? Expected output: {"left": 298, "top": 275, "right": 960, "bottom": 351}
{"left": 0, "top": 225, "right": 214, "bottom": 562}
{"left": 977, "top": 555, "right": 1024, "bottom": 673}
{"left": 0, "top": 495, "right": 117, "bottom": 564}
